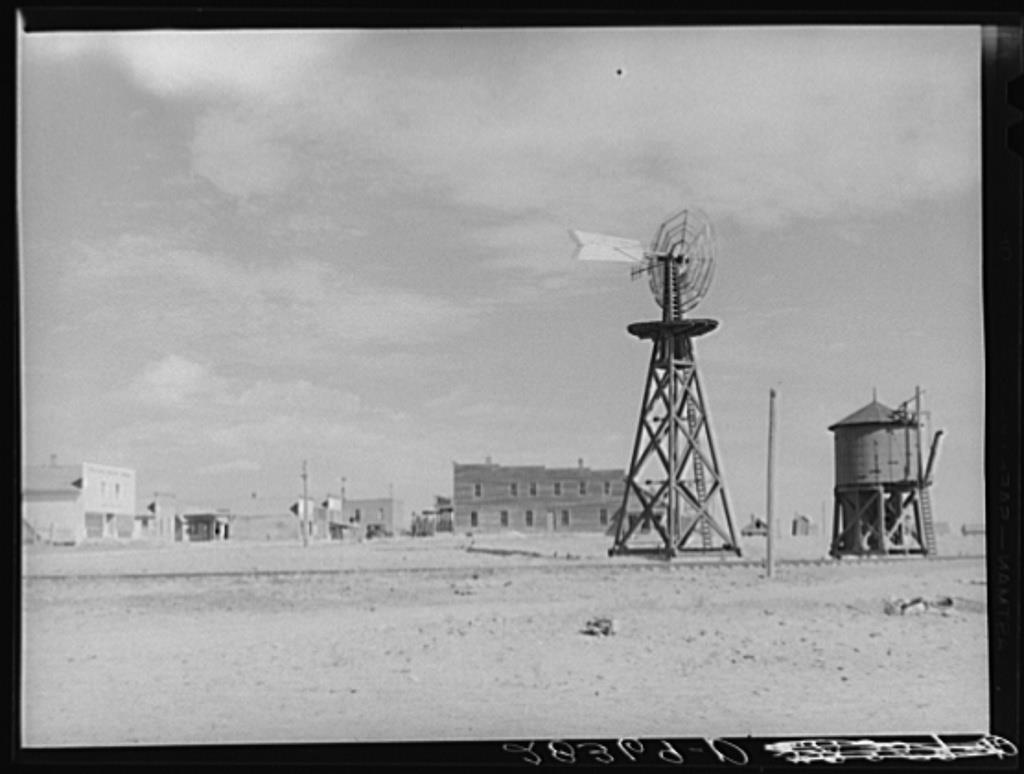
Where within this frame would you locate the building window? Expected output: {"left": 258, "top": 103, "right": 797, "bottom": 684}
{"left": 510, "top": 482, "right": 518, "bottom": 497}
{"left": 470, "top": 511, "right": 478, "bottom": 527}
{"left": 115, "top": 483, "right": 121, "bottom": 498}
{"left": 500, "top": 510, "right": 509, "bottom": 527}
{"left": 561, "top": 510, "right": 570, "bottom": 526}
{"left": 529, "top": 482, "right": 537, "bottom": 496}
{"left": 579, "top": 480, "right": 587, "bottom": 495}
{"left": 525, "top": 510, "right": 534, "bottom": 527}
{"left": 603, "top": 480, "right": 612, "bottom": 496}
{"left": 553, "top": 481, "right": 562, "bottom": 496}
{"left": 473, "top": 483, "right": 482, "bottom": 497}
{"left": 600, "top": 508, "right": 609, "bottom": 525}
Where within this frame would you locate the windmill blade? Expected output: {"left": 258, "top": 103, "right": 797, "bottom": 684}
{"left": 569, "top": 230, "right": 646, "bottom": 263}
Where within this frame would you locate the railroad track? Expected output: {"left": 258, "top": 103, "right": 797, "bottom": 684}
{"left": 22, "top": 551, "right": 986, "bottom": 583}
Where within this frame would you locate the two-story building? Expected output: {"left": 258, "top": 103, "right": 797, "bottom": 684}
{"left": 453, "top": 459, "right": 625, "bottom": 533}
{"left": 22, "top": 462, "right": 137, "bottom": 544}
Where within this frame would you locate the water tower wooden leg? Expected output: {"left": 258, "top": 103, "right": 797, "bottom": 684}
{"left": 850, "top": 490, "right": 869, "bottom": 554}
{"left": 830, "top": 494, "right": 842, "bottom": 557}
{"left": 911, "top": 494, "right": 924, "bottom": 554}
{"left": 876, "top": 486, "right": 888, "bottom": 553}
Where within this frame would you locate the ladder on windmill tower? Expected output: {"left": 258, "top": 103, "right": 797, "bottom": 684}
{"left": 687, "top": 402, "right": 713, "bottom": 549}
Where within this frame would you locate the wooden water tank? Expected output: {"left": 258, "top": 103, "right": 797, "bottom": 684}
{"left": 828, "top": 399, "right": 921, "bottom": 487}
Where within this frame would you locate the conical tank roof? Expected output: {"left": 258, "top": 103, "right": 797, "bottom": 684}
{"left": 828, "top": 399, "right": 911, "bottom": 431}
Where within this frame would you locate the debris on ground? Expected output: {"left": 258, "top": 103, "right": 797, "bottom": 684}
{"left": 465, "top": 545, "right": 546, "bottom": 558}
{"left": 581, "top": 617, "right": 618, "bottom": 636}
{"left": 883, "top": 596, "right": 955, "bottom": 615}
{"left": 450, "top": 582, "right": 475, "bottom": 596}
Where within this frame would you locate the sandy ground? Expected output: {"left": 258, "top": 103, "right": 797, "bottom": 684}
{"left": 21, "top": 533, "right": 989, "bottom": 747}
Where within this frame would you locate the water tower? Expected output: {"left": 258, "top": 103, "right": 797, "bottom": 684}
{"left": 828, "top": 387, "right": 943, "bottom": 557}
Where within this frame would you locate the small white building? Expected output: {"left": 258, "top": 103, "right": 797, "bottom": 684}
{"left": 179, "top": 507, "right": 232, "bottom": 542}
{"left": 137, "top": 492, "right": 178, "bottom": 542}
{"left": 22, "top": 462, "right": 137, "bottom": 544}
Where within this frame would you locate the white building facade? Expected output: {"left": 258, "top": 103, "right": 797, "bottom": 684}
{"left": 22, "top": 462, "right": 137, "bottom": 544}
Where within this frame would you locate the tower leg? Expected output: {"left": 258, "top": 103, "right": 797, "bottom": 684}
{"left": 610, "top": 343, "right": 663, "bottom": 555}
{"left": 876, "top": 486, "right": 887, "bottom": 553}
{"left": 830, "top": 493, "right": 843, "bottom": 558}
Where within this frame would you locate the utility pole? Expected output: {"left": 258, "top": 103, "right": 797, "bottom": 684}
{"left": 766, "top": 388, "right": 777, "bottom": 578}
{"left": 300, "top": 459, "right": 309, "bottom": 547}
{"left": 914, "top": 385, "right": 924, "bottom": 487}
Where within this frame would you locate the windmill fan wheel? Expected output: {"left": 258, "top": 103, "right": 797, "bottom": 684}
{"left": 647, "top": 208, "right": 716, "bottom": 316}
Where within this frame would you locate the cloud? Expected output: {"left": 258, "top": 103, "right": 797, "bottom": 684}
{"left": 127, "top": 358, "right": 367, "bottom": 423}
{"left": 57, "top": 235, "right": 477, "bottom": 362}
{"left": 129, "top": 354, "right": 226, "bottom": 406}
{"left": 209, "top": 28, "right": 979, "bottom": 257}
{"left": 117, "top": 359, "right": 379, "bottom": 470}
{"left": 29, "top": 30, "right": 340, "bottom": 102}
{"left": 196, "top": 459, "right": 262, "bottom": 476}
{"left": 33, "top": 28, "right": 977, "bottom": 230}
{"left": 191, "top": 108, "right": 299, "bottom": 198}
{"left": 219, "top": 27, "right": 974, "bottom": 229}
{"left": 229, "top": 379, "right": 361, "bottom": 415}
{"left": 276, "top": 213, "right": 364, "bottom": 238}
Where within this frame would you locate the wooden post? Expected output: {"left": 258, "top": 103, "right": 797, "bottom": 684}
{"left": 766, "top": 388, "right": 777, "bottom": 577}
{"left": 914, "top": 386, "right": 923, "bottom": 485}
{"left": 340, "top": 476, "right": 346, "bottom": 540}
{"left": 300, "top": 460, "right": 309, "bottom": 548}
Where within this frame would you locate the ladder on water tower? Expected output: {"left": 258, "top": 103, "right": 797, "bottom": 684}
{"left": 919, "top": 487, "right": 937, "bottom": 556}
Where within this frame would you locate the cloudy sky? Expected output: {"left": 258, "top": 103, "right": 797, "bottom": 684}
{"left": 18, "top": 25, "right": 983, "bottom": 526}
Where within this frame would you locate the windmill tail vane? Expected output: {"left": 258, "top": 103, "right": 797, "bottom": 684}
{"left": 568, "top": 229, "right": 647, "bottom": 264}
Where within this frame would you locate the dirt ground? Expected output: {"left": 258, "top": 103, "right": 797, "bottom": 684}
{"left": 20, "top": 533, "right": 989, "bottom": 747}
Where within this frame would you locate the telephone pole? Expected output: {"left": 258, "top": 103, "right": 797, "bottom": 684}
{"left": 300, "top": 459, "right": 309, "bottom": 547}
{"left": 766, "top": 388, "right": 777, "bottom": 578}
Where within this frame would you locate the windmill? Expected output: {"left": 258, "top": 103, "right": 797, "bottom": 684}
{"left": 571, "top": 208, "right": 741, "bottom": 558}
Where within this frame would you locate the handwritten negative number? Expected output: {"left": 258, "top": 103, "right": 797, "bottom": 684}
{"left": 617, "top": 738, "right": 644, "bottom": 761}
{"left": 548, "top": 740, "right": 577, "bottom": 764}
{"left": 502, "top": 741, "right": 542, "bottom": 766}
{"left": 706, "top": 737, "right": 750, "bottom": 766}
{"left": 577, "top": 742, "right": 616, "bottom": 764}
{"left": 658, "top": 740, "right": 685, "bottom": 764}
